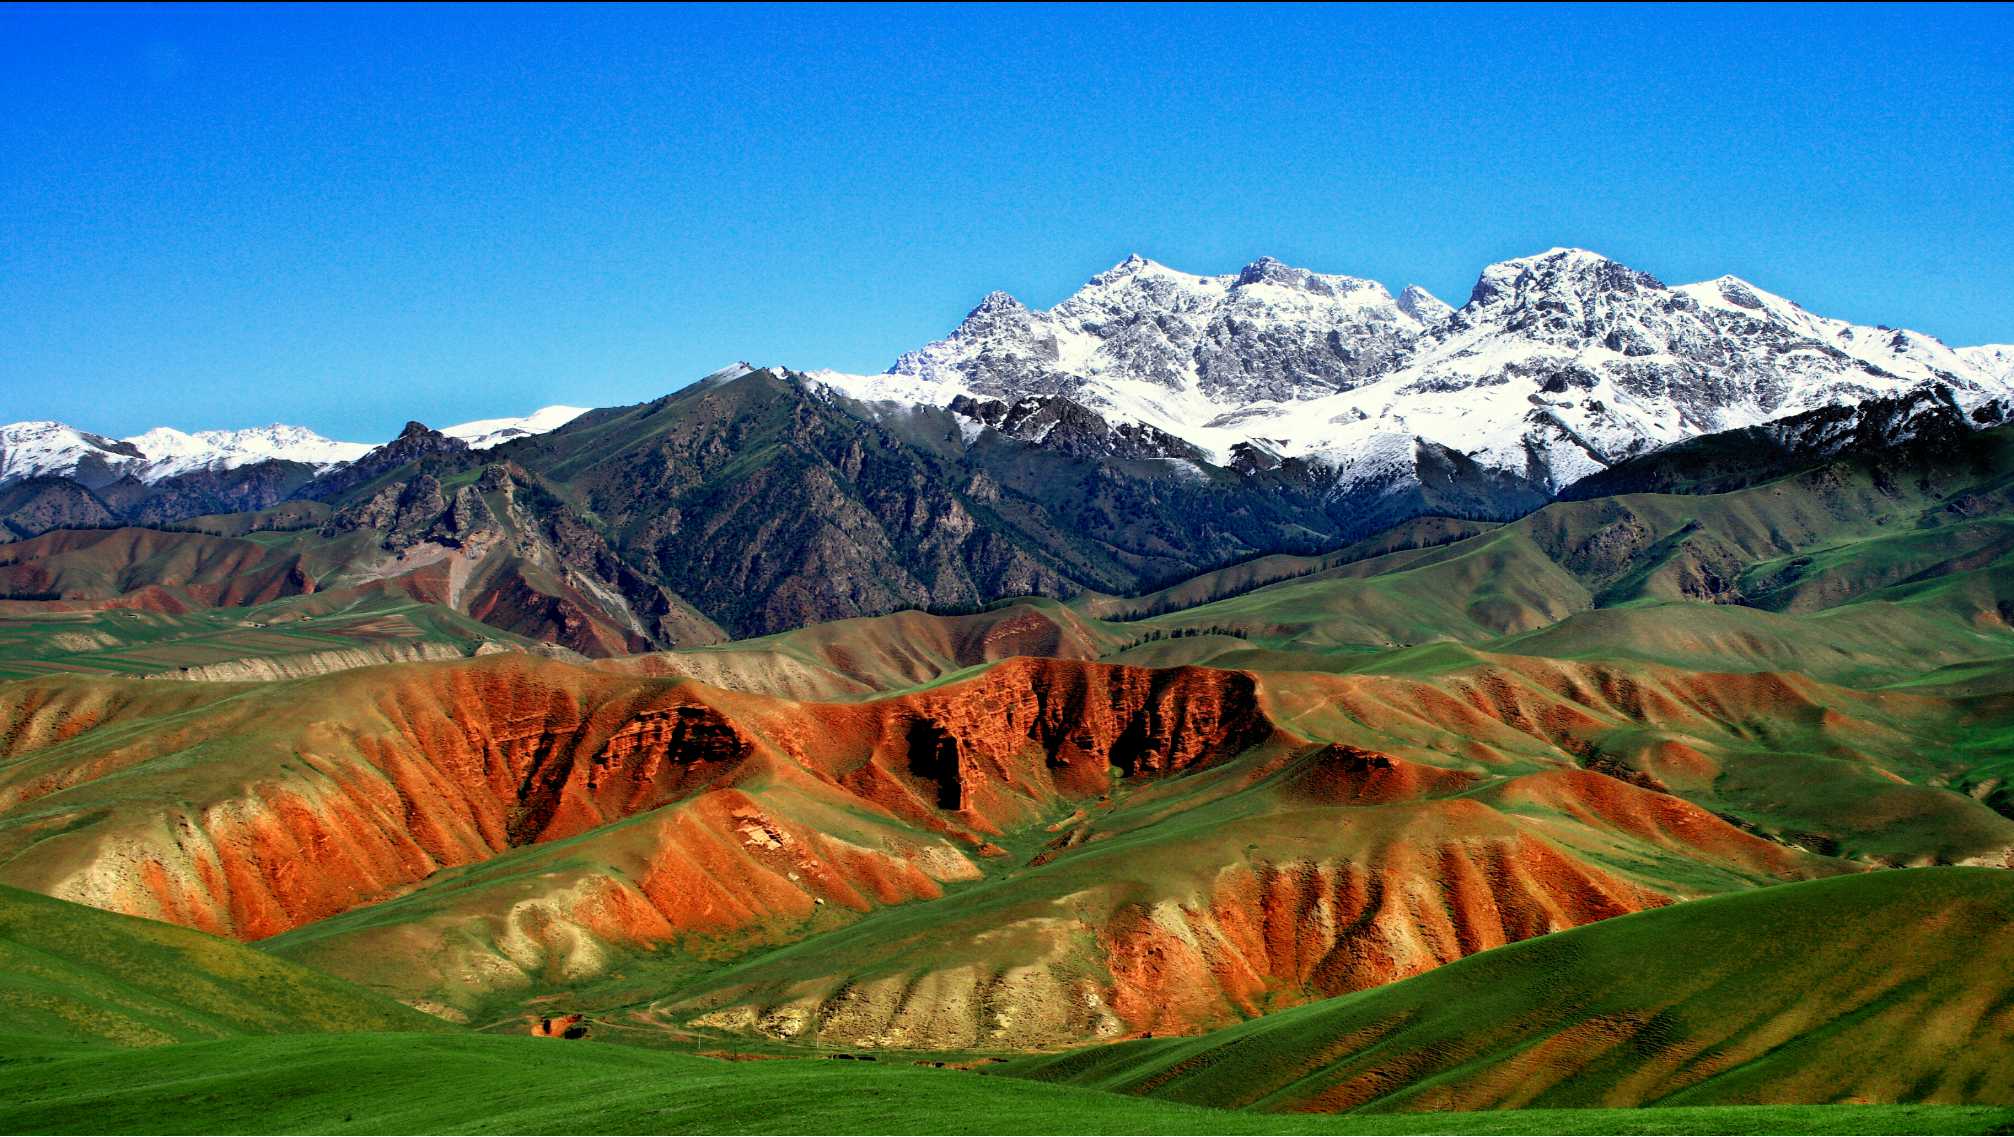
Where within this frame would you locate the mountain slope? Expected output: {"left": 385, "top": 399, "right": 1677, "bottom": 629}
{"left": 497, "top": 367, "right": 1420, "bottom": 637}
{"left": 0, "top": 884, "right": 448, "bottom": 1047}
{"left": 1111, "top": 421, "right": 2014, "bottom": 665}
{"left": 0, "top": 477, "right": 118, "bottom": 541}
{"left": 1009, "top": 868, "right": 2014, "bottom": 1112}
{"left": 4, "top": 416, "right": 2014, "bottom": 1050}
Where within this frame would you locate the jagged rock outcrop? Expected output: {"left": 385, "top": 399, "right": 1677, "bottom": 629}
{"left": 296, "top": 421, "right": 469, "bottom": 503}
{"left": 947, "top": 394, "right": 1208, "bottom": 462}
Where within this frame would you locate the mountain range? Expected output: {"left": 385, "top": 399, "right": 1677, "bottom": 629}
{"left": 0, "top": 405, "right": 588, "bottom": 488}
{"left": 5, "top": 246, "right": 2014, "bottom": 1131}
{"left": 5, "top": 247, "right": 2009, "bottom": 648}
{"left": 816, "top": 246, "right": 2014, "bottom": 492}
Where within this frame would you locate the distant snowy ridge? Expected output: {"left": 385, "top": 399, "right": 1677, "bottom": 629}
{"left": 121, "top": 424, "right": 372, "bottom": 480}
{"left": 442, "top": 405, "right": 590, "bottom": 450}
{"left": 812, "top": 247, "right": 2014, "bottom": 495}
{"left": 1, "top": 403, "right": 587, "bottom": 488}
{"left": 0, "top": 421, "right": 147, "bottom": 487}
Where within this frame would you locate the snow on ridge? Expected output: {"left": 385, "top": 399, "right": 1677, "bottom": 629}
{"left": 0, "top": 420, "right": 143, "bottom": 485}
{"left": 844, "top": 248, "right": 2014, "bottom": 496}
{"left": 1959, "top": 344, "right": 2014, "bottom": 386}
{"left": 2, "top": 401, "right": 589, "bottom": 488}
{"left": 122, "top": 424, "right": 372, "bottom": 479}
{"left": 442, "top": 405, "right": 591, "bottom": 450}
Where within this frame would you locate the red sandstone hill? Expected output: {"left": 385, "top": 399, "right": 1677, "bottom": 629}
{"left": 12, "top": 641, "right": 1999, "bottom": 1046}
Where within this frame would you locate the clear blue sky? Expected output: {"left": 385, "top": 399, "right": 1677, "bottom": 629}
{"left": 3, "top": 3, "right": 2011, "bottom": 440}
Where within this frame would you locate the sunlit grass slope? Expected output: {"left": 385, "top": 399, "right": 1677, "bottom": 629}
{"left": 0, "top": 884, "right": 449, "bottom": 1046}
{"left": 1010, "top": 868, "right": 2014, "bottom": 1113}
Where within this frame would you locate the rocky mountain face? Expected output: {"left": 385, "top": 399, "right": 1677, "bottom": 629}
{"left": 501, "top": 371, "right": 1128, "bottom": 637}
{"left": 945, "top": 394, "right": 1208, "bottom": 462}
{"left": 123, "top": 461, "right": 326, "bottom": 524}
{"left": 3, "top": 249, "right": 2010, "bottom": 650}
{"left": 0, "top": 477, "right": 119, "bottom": 541}
{"left": 1562, "top": 385, "right": 2009, "bottom": 499}
{"left": 820, "top": 247, "right": 2014, "bottom": 497}
{"left": 294, "top": 421, "right": 471, "bottom": 503}
{"left": 506, "top": 367, "right": 1583, "bottom": 639}
{"left": 316, "top": 460, "right": 720, "bottom": 655}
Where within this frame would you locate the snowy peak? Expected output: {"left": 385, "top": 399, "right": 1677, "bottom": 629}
{"left": 949, "top": 290, "right": 1045, "bottom": 341}
{"left": 2, "top": 419, "right": 366, "bottom": 487}
{"left": 892, "top": 252, "right": 1426, "bottom": 409}
{"left": 121, "top": 424, "right": 370, "bottom": 480}
{"left": 1461, "top": 247, "right": 1668, "bottom": 325}
{"left": 1232, "top": 255, "right": 1346, "bottom": 291}
{"left": 1087, "top": 252, "right": 1177, "bottom": 285}
{"left": 1397, "top": 285, "right": 1453, "bottom": 326}
{"left": 0, "top": 421, "right": 145, "bottom": 488}
{"left": 852, "top": 247, "right": 2014, "bottom": 503}
{"left": 442, "top": 405, "right": 589, "bottom": 450}
{"left": 969, "top": 290, "right": 1030, "bottom": 316}
{"left": 1689, "top": 274, "right": 1779, "bottom": 314}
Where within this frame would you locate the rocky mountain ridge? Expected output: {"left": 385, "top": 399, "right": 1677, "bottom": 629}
{"left": 815, "top": 247, "right": 2014, "bottom": 495}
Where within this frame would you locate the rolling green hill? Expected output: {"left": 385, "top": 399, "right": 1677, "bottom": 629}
{"left": 4, "top": 885, "right": 2001, "bottom": 1135}
{"left": 0, "top": 884, "right": 449, "bottom": 1047}
{"left": 1009, "top": 869, "right": 2014, "bottom": 1113}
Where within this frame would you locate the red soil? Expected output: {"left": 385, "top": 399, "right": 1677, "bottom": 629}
{"left": 0, "top": 651, "right": 1869, "bottom": 1041}
{"left": 1098, "top": 826, "right": 1667, "bottom": 1034}
{"left": 0, "top": 655, "right": 1281, "bottom": 941}
{"left": 0, "top": 527, "right": 315, "bottom": 608}
{"left": 1279, "top": 744, "right": 1482, "bottom": 805}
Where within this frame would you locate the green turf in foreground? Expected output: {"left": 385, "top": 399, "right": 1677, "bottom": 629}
{"left": 0, "top": 885, "right": 448, "bottom": 1046}
{"left": 0, "top": 1033, "right": 2006, "bottom": 1136}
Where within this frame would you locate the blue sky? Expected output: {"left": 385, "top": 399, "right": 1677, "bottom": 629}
{"left": 3, "top": 3, "right": 2011, "bottom": 440}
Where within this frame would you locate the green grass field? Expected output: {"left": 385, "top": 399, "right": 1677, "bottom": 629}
{"left": 7, "top": 869, "right": 2010, "bottom": 1134}
{"left": 0, "top": 1033, "right": 2006, "bottom": 1136}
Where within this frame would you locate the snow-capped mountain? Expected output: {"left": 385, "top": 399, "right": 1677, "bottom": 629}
{"left": 122, "top": 424, "right": 372, "bottom": 481}
{"left": 814, "top": 248, "right": 2014, "bottom": 494}
{"left": 0, "top": 422, "right": 146, "bottom": 488}
{"left": 442, "top": 405, "right": 589, "bottom": 450}
{"left": 0, "top": 404, "right": 588, "bottom": 489}
{"left": 1960, "top": 344, "right": 2014, "bottom": 387}
{"left": 0, "top": 421, "right": 370, "bottom": 488}
{"left": 866, "top": 253, "right": 1436, "bottom": 408}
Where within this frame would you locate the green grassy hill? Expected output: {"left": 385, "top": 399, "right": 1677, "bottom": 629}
{"left": 3, "top": 885, "right": 2002, "bottom": 1136}
{"left": 1009, "top": 868, "right": 2014, "bottom": 1113}
{"left": 1109, "top": 429, "right": 2014, "bottom": 665}
{"left": 0, "top": 591, "right": 526, "bottom": 680}
{"left": 0, "top": 884, "right": 449, "bottom": 1046}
